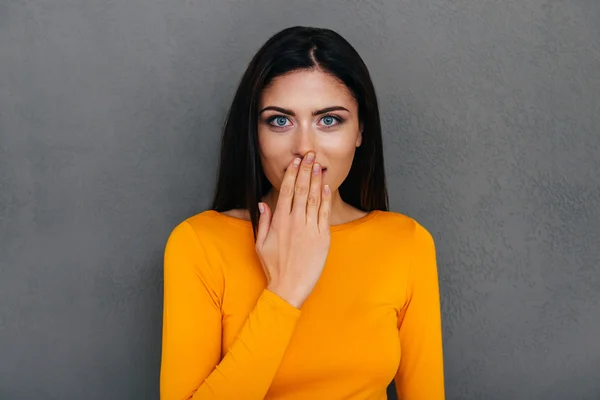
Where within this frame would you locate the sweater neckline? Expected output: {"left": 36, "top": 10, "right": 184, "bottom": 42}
{"left": 207, "top": 209, "right": 381, "bottom": 233}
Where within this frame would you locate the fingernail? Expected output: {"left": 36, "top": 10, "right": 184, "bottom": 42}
{"left": 324, "top": 184, "right": 330, "bottom": 194}
{"left": 258, "top": 203, "right": 265, "bottom": 214}
{"left": 313, "top": 163, "right": 320, "bottom": 174}
{"left": 305, "top": 152, "right": 315, "bottom": 163}
{"left": 293, "top": 158, "right": 301, "bottom": 166}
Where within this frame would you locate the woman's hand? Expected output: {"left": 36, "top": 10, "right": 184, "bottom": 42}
{"left": 254, "top": 151, "right": 332, "bottom": 309}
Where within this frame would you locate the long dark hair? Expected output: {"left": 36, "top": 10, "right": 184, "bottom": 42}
{"left": 211, "top": 26, "right": 388, "bottom": 239}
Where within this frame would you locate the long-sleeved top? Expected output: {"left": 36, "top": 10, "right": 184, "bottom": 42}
{"left": 160, "top": 209, "right": 445, "bottom": 400}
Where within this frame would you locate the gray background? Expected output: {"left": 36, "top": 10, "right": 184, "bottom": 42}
{"left": 1, "top": 0, "right": 599, "bottom": 399}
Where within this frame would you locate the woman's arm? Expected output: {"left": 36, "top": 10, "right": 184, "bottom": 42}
{"left": 394, "top": 222, "right": 445, "bottom": 400}
{"left": 160, "top": 221, "right": 301, "bottom": 400}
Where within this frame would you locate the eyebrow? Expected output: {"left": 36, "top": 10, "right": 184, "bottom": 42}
{"left": 259, "top": 106, "right": 350, "bottom": 116}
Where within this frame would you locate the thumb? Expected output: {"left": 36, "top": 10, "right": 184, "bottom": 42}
{"left": 255, "top": 202, "right": 272, "bottom": 249}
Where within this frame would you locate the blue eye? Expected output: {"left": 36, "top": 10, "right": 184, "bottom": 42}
{"left": 274, "top": 116, "right": 288, "bottom": 126}
{"left": 322, "top": 116, "right": 336, "bottom": 126}
{"left": 267, "top": 116, "right": 291, "bottom": 128}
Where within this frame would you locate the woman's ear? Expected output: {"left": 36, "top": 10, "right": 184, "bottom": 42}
{"left": 356, "top": 122, "right": 364, "bottom": 147}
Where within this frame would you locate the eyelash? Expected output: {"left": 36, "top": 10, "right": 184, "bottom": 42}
{"left": 266, "top": 114, "right": 344, "bottom": 130}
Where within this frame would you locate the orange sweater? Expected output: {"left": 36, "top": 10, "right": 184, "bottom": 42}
{"left": 160, "top": 210, "right": 445, "bottom": 400}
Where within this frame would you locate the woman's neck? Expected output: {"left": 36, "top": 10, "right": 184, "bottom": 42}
{"left": 261, "top": 188, "right": 365, "bottom": 226}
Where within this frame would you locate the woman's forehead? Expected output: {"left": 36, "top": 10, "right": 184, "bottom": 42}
{"left": 260, "top": 70, "right": 356, "bottom": 110}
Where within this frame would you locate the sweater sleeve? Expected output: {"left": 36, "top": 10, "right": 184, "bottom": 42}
{"left": 160, "top": 221, "right": 301, "bottom": 400}
{"left": 394, "top": 222, "right": 445, "bottom": 400}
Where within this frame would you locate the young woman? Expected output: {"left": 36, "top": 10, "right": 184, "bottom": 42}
{"left": 160, "top": 26, "right": 445, "bottom": 400}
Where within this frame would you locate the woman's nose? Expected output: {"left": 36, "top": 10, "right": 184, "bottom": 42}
{"left": 292, "top": 128, "right": 315, "bottom": 158}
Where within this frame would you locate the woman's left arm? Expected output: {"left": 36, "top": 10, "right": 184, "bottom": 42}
{"left": 394, "top": 222, "right": 445, "bottom": 400}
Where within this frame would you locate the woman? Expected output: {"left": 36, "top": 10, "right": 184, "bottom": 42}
{"left": 160, "top": 26, "right": 445, "bottom": 400}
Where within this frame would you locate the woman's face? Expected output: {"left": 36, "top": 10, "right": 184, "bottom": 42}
{"left": 257, "top": 69, "right": 363, "bottom": 193}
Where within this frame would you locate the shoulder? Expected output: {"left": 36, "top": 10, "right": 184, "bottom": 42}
{"left": 165, "top": 210, "right": 237, "bottom": 248}
{"left": 371, "top": 210, "right": 435, "bottom": 245}
{"left": 376, "top": 213, "right": 439, "bottom": 288}
{"left": 163, "top": 211, "right": 227, "bottom": 293}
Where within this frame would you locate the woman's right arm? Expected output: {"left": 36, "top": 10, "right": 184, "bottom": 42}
{"left": 161, "top": 153, "right": 331, "bottom": 399}
{"left": 159, "top": 221, "right": 302, "bottom": 400}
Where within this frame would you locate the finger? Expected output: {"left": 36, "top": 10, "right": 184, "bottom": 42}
{"left": 275, "top": 157, "right": 302, "bottom": 217}
{"left": 306, "top": 162, "right": 322, "bottom": 226}
{"left": 318, "top": 184, "right": 331, "bottom": 234}
{"left": 291, "top": 151, "right": 315, "bottom": 221}
{"left": 255, "top": 202, "right": 272, "bottom": 249}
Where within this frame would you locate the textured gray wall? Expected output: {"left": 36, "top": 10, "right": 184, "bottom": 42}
{"left": 1, "top": 0, "right": 599, "bottom": 399}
